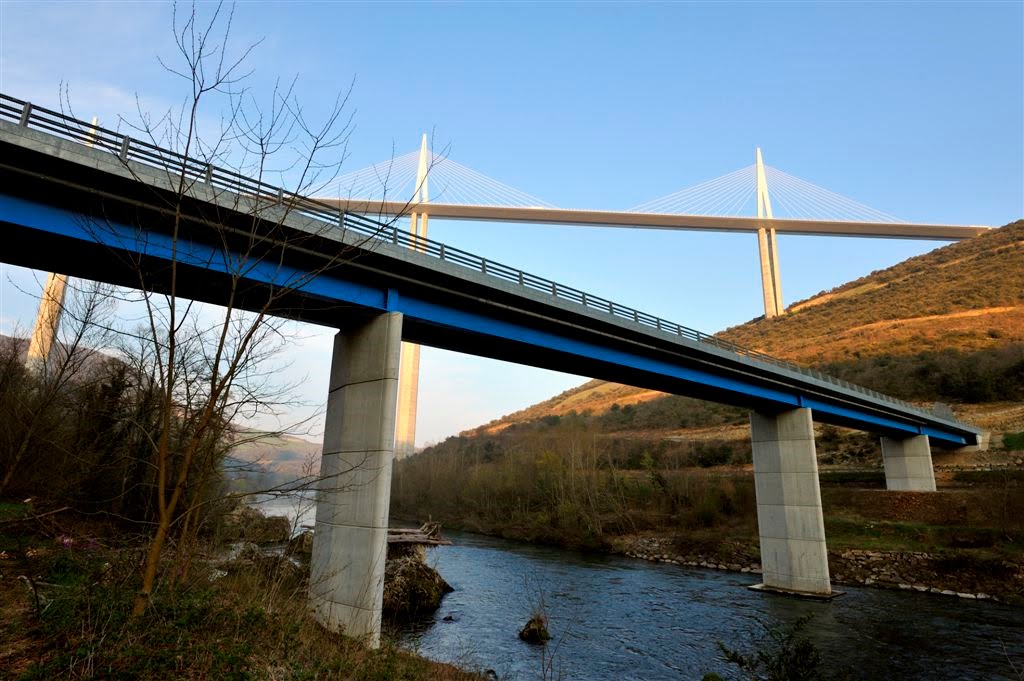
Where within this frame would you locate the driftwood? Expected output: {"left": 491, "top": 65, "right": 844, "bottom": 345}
{"left": 387, "top": 529, "right": 452, "bottom": 547}
{"left": 386, "top": 521, "right": 451, "bottom": 547}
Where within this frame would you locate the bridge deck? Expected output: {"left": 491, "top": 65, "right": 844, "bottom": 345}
{"left": 325, "top": 200, "right": 989, "bottom": 240}
{"left": 0, "top": 98, "right": 981, "bottom": 448}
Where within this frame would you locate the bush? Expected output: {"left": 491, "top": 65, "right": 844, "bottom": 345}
{"left": 1004, "top": 431, "right": 1024, "bottom": 451}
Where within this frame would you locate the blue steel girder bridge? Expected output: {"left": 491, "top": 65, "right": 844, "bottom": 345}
{"left": 0, "top": 95, "right": 985, "bottom": 646}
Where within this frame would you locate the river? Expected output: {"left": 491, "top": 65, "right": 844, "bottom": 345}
{"left": 391, "top": 530, "right": 1024, "bottom": 680}
{"left": 251, "top": 497, "right": 1024, "bottom": 679}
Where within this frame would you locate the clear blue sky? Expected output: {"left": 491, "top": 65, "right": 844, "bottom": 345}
{"left": 2, "top": 1, "right": 1022, "bottom": 445}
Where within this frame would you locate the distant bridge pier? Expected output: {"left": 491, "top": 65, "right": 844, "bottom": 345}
{"left": 755, "top": 148, "right": 784, "bottom": 318}
{"left": 25, "top": 271, "right": 68, "bottom": 371}
{"left": 880, "top": 435, "right": 936, "bottom": 491}
{"left": 394, "top": 134, "right": 431, "bottom": 460}
{"left": 310, "top": 311, "right": 403, "bottom": 648}
{"left": 749, "top": 408, "right": 833, "bottom": 596}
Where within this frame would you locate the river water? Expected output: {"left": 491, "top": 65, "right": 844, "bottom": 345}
{"left": 250, "top": 497, "right": 1023, "bottom": 679}
{"left": 391, "top": 530, "right": 1024, "bottom": 681}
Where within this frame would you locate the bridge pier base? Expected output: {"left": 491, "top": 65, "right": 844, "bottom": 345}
{"left": 309, "top": 311, "right": 402, "bottom": 648}
{"left": 750, "top": 408, "right": 832, "bottom": 596}
{"left": 880, "top": 435, "right": 936, "bottom": 491}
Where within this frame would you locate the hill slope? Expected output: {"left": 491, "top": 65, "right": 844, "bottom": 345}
{"left": 473, "top": 220, "right": 1024, "bottom": 433}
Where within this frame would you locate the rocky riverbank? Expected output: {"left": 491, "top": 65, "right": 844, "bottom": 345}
{"left": 616, "top": 534, "right": 1024, "bottom": 604}
{"left": 224, "top": 508, "right": 455, "bottom": 618}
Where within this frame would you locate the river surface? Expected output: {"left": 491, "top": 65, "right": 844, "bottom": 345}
{"left": 390, "top": 530, "right": 1024, "bottom": 680}
{"left": 250, "top": 497, "right": 1024, "bottom": 679}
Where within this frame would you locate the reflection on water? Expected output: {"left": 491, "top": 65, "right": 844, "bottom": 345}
{"left": 391, "top": 531, "right": 1024, "bottom": 680}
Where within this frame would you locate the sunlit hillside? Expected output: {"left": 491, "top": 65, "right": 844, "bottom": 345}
{"left": 471, "top": 220, "right": 1024, "bottom": 434}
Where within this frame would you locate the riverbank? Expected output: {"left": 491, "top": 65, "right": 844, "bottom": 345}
{"left": 615, "top": 533, "right": 1021, "bottom": 604}
{"left": 0, "top": 502, "right": 482, "bottom": 679}
{"left": 397, "top": 513, "right": 1023, "bottom": 605}
{"left": 393, "top": 479, "right": 1024, "bottom": 608}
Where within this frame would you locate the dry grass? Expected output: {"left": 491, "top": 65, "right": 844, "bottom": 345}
{"left": 0, "top": 508, "right": 481, "bottom": 681}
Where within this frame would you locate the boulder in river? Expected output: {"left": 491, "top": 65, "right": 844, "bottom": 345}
{"left": 518, "top": 613, "right": 551, "bottom": 644}
{"left": 382, "top": 555, "right": 454, "bottom": 618}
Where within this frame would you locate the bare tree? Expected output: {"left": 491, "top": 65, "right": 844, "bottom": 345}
{"left": 108, "top": 2, "right": 364, "bottom": 616}
{"left": 37, "top": 0, "right": 399, "bottom": 616}
{"left": 0, "top": 0, "right": 455, "bottom": 618}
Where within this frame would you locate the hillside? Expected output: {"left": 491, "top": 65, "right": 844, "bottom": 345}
{"left": 230, "top": 430, "right": 322, "bottom": 477}
{"left": 473, "top": 220, "right": 1024, "bottom": 433}
{"left": 223, "top": 430, "right": 323, "bottom": 493}
{"left": 719, "top": 219, "right": 1024, "bottom": 361}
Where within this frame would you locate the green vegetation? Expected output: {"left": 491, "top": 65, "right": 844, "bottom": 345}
{"left": 395, "top": 414, "right": 1024, "bottom": 602}
{"left": 392, "top": 424, "right": 759, "bottom": 550}
{"left": 0, "top": 336, "right": 223, "bottom": 529}
{"left": 1004, "top": 431, "right": 1024, "bottom": 451}
{"left": 817, "top": 471, "right": 886, "bottom": 487}
{"left": 953, "top": 469, "right": 1024, "bottom": 484}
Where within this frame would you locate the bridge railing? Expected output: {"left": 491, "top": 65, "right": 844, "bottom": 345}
{"left": 0, "top": 93, "right": 970, "bottom": 429}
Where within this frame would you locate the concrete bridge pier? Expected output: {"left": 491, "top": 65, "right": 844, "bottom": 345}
{"left": 309, "top": 311, "right": 402, "bottom": 648}
{"left": 750, "top": 408, "right": 832, "bottom": 596}
{"left": 880, "top": 435, "right": 936, "bottom": 491}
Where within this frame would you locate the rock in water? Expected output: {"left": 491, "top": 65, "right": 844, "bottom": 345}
{"left": 382, "top": 556, "right": 454, "bottom": 618}
{"left": 518, "top": 613, "right": 551, "bottom": 644}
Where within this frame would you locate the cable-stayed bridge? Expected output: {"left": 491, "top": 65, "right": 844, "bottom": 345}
{"left": 326, "top": 139, "right": 990, "bottom": 322}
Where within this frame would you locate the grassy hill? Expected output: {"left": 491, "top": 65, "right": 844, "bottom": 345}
{"left": 472, "top": 220, "right": 1024, "bottom": 434}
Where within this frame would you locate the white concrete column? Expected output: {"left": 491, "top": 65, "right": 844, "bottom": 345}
{"left": 310, "top": 311, "right": 402, "bottom": 647}
{"left": 880, "top": 435, "right": 936, "bottom": 491}
{"left": 750, "top": 408, "right": 831, "bottom": 596}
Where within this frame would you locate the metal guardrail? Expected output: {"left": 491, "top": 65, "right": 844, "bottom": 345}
{"left": 0, "top": 93, "right": 971, "bottom": 429}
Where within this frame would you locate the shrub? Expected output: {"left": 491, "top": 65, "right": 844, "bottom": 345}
{"left": 1004, "top": 431, "right": 1024, "bottom": 451}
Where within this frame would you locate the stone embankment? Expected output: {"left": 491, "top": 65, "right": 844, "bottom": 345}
{"left": 619, "top": 536, "right": 1023, "bottom": 604}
